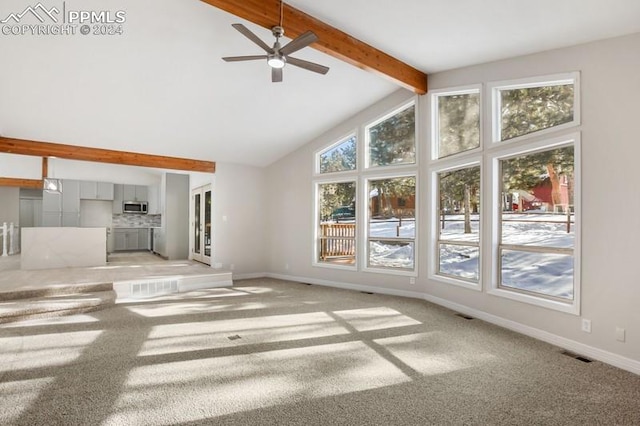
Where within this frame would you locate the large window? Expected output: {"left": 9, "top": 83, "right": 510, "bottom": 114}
{"left": 313, "top": 99, "right": 418, "bottom": 275}
{"left": 316, "top": 181, "right": 356, "bottom": 267}
{"left": 432, "top": 87, "right": 481, "bottom": 159}
{"left": 366, "top": 103, "right": 416, "bottom": 168}
{"left": 366, "top": 176, "right": 416, "bottom": 271}
{"left": 430, "top": 73, "right": 580, "bottom": 313}
{"left": 318, "top": 135, "right": 356, "bottom": 174}
{"left": 491, "top": 74, "right": 578, "bottom": 143}
{"left": 436, "top": 165, "right": 481, "bottom": 283}
{"left": 498, "top": 144, "right": 575, "bottom": 300}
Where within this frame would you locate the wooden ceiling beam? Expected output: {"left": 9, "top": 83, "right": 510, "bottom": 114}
{"left": 0, "top": 137, "right": 216, "bottom": 173}
{"left": 0, "top": 178, "right": 43, "bottom": 189}
{"left": 202, "top": 0, "right": 428, "bottom": 94}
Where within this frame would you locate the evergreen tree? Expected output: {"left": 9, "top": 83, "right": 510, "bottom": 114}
{"left": 369, "top": 105, "right": 415, "bottom": 167}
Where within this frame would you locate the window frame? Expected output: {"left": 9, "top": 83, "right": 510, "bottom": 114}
{"left": 429, "top": 159, "right": 483, "bottom": 291}
{"left": 313, "top": 178, "right": 359, "bottom": 271}
{"left": 362, "top": 171, "right": 418, "bottom": 276}
{"left": 487, "top": 132, "right": 581, "bottom": 314}
{"left": 429, "top": 84, "right": 483, "bottom": 161}
{"left": 364, "top": 100, "right": 417, "bottom": 170}
{"left": 489, "top": 72, "right": 581, "bottom": 145}
{"left": 315, "top": 132, "right": 358, "bottom": 176}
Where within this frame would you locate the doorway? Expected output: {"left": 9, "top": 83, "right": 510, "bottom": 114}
{"left": 191, "top": 185, "right": 212, "bottom": 265}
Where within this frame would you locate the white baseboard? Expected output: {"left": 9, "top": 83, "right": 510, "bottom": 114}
{"left": 422, "top": 293, "right": 640, "bottom": 375}
{"left": 266, "top": 272, "right": 425, "bottom": 299}
{"left": 233, "top": 272, "right": 268, "bottom": 281}
{"left": 261, "top": 272, "right": 640, "bottom": 376}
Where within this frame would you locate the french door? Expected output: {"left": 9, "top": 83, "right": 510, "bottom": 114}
{"left": 191, "top": 185, "right": 212, "bottom": 265}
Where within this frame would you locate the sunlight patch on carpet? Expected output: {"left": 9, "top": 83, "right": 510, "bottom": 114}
{"left": 138, "top": 312, "right": 351, "bottom": 356}
{"left": 0, "top": 330, "right": 103, "bottom": 372}
{"left": 332, "top": 307, "right": 422, "bottom": 331}
{"left": 105, "top": 341, "right": 409, "bottom": 425}
{"left": 374, "top": 332, "right": 497, "bottom": 375}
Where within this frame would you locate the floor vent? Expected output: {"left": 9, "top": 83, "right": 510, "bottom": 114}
{"left": 561, "top": 350, "right": 593, "bottom": 363}
{"left": 455, "top": 313, "right": 474, "bottom": 320}
{"left": 361, "top": 291, "right": 374, "bottom": 295}
{"left": 130, "top": 280, "right": 179, "bottom": 297}
{"left": 227, "top": 335, "right": 241, "bottom": 341}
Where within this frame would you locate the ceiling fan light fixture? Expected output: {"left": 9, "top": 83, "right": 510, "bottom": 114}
{"left": 267, "top": 54, "right": 286, "bottom": 69}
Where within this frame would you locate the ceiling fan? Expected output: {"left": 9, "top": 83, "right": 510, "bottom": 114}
{"left": 222, "top": 2, "right": 329, "bottom": 82}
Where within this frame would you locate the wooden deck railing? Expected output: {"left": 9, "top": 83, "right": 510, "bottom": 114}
{"left": 319, "top": 223, "right": 355, "bottom": 260}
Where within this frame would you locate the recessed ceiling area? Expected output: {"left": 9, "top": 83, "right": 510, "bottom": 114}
{"left": 1, "top": 0, "right": 639, "bottom": 168}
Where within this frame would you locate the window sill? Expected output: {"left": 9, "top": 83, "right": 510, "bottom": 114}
{"left": 488, "top": 287, "right": 579, "bottom": 315}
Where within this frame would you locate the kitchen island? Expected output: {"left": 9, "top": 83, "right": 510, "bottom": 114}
{"left": 21, "top": 227, "right": 107, "bottom": 270}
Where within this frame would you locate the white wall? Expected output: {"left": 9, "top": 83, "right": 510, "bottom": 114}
{"left": 265, "top": 33, "right": 640, "bottom": 371}
{"left": 212, "top": 162, "right": 267, "bottom": 277}
{"left": 0, "top": 153, "right": 42, "bottom": 179}
{"left": 0, "top": 187, "right": 20, "bottom": 224}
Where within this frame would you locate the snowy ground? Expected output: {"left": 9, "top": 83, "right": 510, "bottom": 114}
{"left": 324, "top": 211, "right": 575, "bottom": 299}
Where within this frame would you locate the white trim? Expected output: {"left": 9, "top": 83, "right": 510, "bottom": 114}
{"left": 313, "top": 179, "right": 359, "bottom": 271}
{"left": 428, "top": 160, "right": 483, "bottom": 291}
{"left": 263, "top": 273, "right": 640, "bottom": 376}
{"left": 429, "top": 84, "right": 483, "bottom": 161}
{"left": 266, "top": 272, "right": 424, "bottom": 300}
{"left": 489, "top": 71, "right": 580, "bottom": 145}
{"left": 364, "top": 99, "right": 417, "bottom": 169}
{"left": 362, "top": 172, "right": 418, "bottom": 274}
{"left": 314, "top": 132, "right": 358, "bottom": 176}
{"left": 232, "top": 272, "right": 267, "bottom": 281}
{"left": 421, "top": 292, "right": 640, "bottom": 376}
{"left": 488, "top": 132, "right": 581, "bottom": 315}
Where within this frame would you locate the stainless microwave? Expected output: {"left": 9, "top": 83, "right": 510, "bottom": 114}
{"left": 123, "top": 201, "right": 148, "bottom": 214}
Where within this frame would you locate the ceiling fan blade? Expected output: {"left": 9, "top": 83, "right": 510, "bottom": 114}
{"left": 286, "top": 56, "right": 330, "bottom": 75}
{"left": 272, "top": 67, "right": 283, "bottom": 83}
{"left": 279, "top": 31, "right": 318, "bottom": 56}
{"left": 222, "top": 55, "right": 267, "bottom": 62}
{"left": 231, "top": 23, "right": 273, "bottom": 53}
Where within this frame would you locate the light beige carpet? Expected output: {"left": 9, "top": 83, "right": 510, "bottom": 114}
{"left": 1, "top": 278, "right": 639, "bottom": 425}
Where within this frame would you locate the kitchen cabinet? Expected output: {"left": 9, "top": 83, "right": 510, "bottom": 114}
{"left": 61, "top": 180, "right": 80, "bottom": 227}
{"left": 80, "top": 181, "right": 114, "bottom": 200}
{"left": 113, "top": 228, "right": 150, "bottom": 251}
{"left": 114, "top": 184, "right": 148, "bottom": 214}
{"left": 158, "top": 173, "right": 189, "bottom": 260}
{"left": 42, "top": 211, "right": 61, "bottom": 227}
{"left": 113, "top": 184, "right": 123, "bottom": 214}
{"left": 42, "top": 190, "right": 61, "bottom": 226}
{"left": 138, "top": 228, "right": 149, "bottom": 250}
{"left": 123, "top": 185, "right": 147, "bottom": 202}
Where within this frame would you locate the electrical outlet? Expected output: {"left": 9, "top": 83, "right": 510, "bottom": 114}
{"left": 409, "top": 277, "right": 416, "bottom": 284}
{"left": 214, "top": 262, "right": 223, "bottom": 269}
{"left": 230, "top": 264, "right": 235, "bottom": 271}
{"left": 581, "top": 319, "right": 591, "bottom": 333}
{"left": 616, "top": 327, "right": 626, "bottom": 342}
{"left": 285, "top": 263, "right": 289, "bottom": 271}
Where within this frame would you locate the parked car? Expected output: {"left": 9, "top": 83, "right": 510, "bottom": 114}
{"left": 331, "top": 206, "right": 355, "bottom": 221}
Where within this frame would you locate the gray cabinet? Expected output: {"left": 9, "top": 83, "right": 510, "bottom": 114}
{"left": 138, "top": 228, "right": 149, "bottom": 250}
{"left": 113, "top": 184, "right": 123, "bottom": 214}
{"left": 113, "top": 228, "right": 149, "bottom": 251}
{"left": 42, "top": 190, "right": 61, "bottom": 212}
{"left": 61, "top": 180, "right": 80, "bottom": 227}
{"left": 80, "top": 181, "right": 114, "bottom": 200}
{"left": 42, "top": 191, "right": 61, "bottom": 227}
{"left": 123, "top": 185, "right": 147, "bottom": 202}
{"left": 114, "top": 184, "right": 147, "bottom": 214}
{"left": 114, "top": 230, "right": 127, "bottom": 251}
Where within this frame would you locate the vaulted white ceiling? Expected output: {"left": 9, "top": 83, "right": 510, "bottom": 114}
{"left": 1, "top": 0, "right": 639, "bottom": 167}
